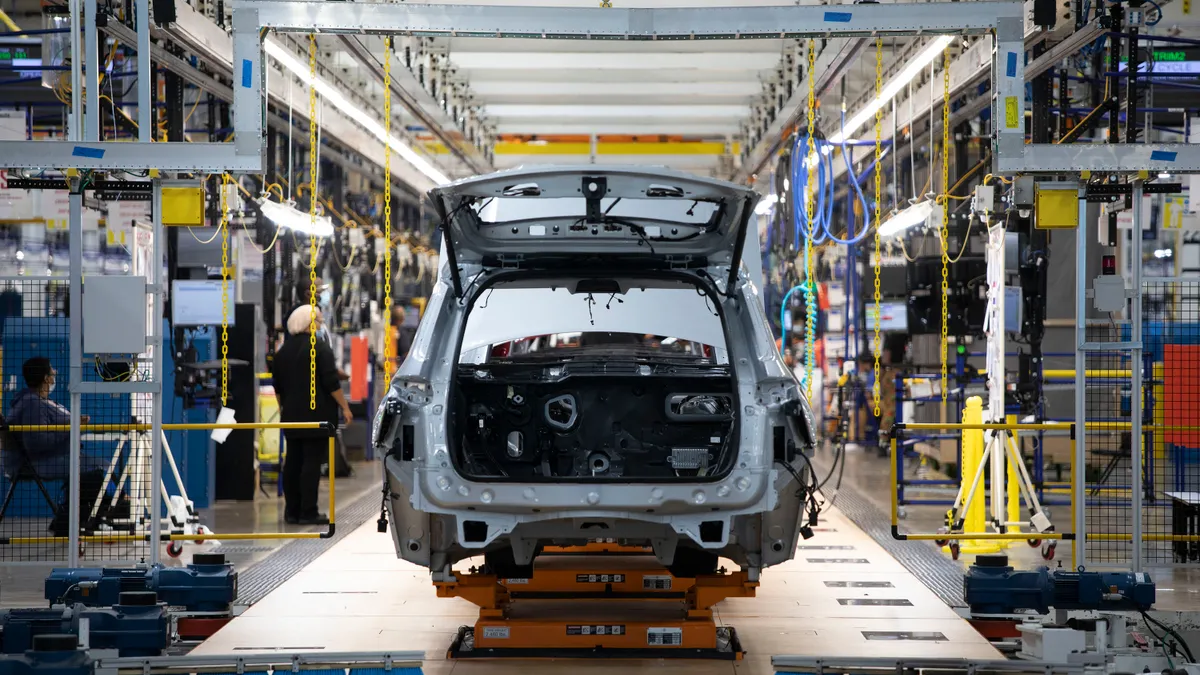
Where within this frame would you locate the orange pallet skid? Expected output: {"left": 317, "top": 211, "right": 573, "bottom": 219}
{"left": 437, "top": 547, "right": 755, "bottom": 659}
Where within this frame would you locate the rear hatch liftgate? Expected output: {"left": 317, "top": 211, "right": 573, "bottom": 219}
{"left": 427, "top": 166, "right": 759, "bottom": 296}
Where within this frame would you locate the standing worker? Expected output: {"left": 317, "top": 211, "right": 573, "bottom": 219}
{"left": 272, "top": 304, "right": 353, "bottom": 525}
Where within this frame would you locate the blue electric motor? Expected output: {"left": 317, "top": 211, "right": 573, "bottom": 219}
{"left": 45, "top": 553, "right": 236, "bottom": 612}
{"left": 0, "top": 592, "right": 169, "bottom": 657}
{"left": 0, "top": 635, "right": 93, "bottom": 675}
{"left": 964, "top": 554, "right": 1156, "bottom": 615}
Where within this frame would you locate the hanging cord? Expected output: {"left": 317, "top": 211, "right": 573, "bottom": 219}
{"left": 802, "top": 39, "right": 818, "bottom": 397}
{"left": 220, "top": 173, "right": 230, "bottom": 406}
{"left": 308, "top": 33, "right": 319, "bottom": 411}
{"left": 872, "top": 37, "right": 883, "bottom": 418}
{"left": 939, "top": 44, "right": 951, "bottom": 405}
{"left": 383, "top": 36, "right": 395, "bottom": 384}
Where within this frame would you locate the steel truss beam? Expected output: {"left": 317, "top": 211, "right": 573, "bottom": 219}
{"left": 6, "top": 0, "right": 1189, "bottom": 174}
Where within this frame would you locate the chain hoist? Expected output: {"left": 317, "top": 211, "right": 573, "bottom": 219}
{"left": 220, "top": 173, "right": 230, "bottom": 407}
{"left": 802, "top": 38, "right": 817, "bottom": 399}
{"left": 308, "top": 33, "right": 319, "bottom": 411}
{"left": 939, "top": 45, "right": 951, "bottom": 405}
{"left": 872, "top": 38, "right": 883, "bottom": 417}
{"left": 383, "top": 36, "right": 395, "bottom": 383}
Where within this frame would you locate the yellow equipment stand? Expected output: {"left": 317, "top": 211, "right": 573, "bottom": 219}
{"left": 437, "top": 542, "right": 755, "bottom": 659}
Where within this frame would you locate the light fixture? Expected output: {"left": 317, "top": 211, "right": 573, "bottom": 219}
{"left": 1154, "top": 248, "right": 1173, "bottom": 259}
{"left": 828, "top": 36, "right": 956, "bottom": 145}
{"left": 754, "top": 193, "right": 779, "bottom": 215}
{"left": 878, "top": 200, "right": 934, "bottom": 237}
{"left": 258, "top": 198, "right": 335, "bottom": 238}
{"left": 263, "top": 40, "right": 451, "bottom": 186}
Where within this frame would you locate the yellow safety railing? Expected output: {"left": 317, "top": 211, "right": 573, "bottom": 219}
{"left": 888, "top": 421, "right": 1078, "bottom": 567}
{"left": 889, "top": 420, "right": 1200, "bottom": 564}
{"left": 0, "top": 421, "right": 338, "bottom": 545}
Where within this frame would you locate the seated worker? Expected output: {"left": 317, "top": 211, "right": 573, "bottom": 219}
{"left": 6, "top": 357, "right": 126, "bottom": 535}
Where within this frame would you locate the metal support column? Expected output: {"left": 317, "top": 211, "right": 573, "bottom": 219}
{"left": 1074, "top": 188, "right": 1089, "bottom": 568}
{"left": 149, "top": 181, "right": 165, "bottom": 565}
{"left": 83, "top": 0, "right": 99, "bottom": 141}
{"left": 136, "top": 0, "right": 151, "bottom": 138}
{"left": 68, "top": 188, "right": 84, "bottom": 566}
{"left": 69, "top": 0, "right": 82, "bottom": 141}
{"left": 1130, "top": 181, "right": 1144, "bottom": 572}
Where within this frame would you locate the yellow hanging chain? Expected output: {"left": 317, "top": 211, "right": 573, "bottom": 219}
{"left": 220, "top": 173, "right": 230, "bottom": 407}
{"left": 939, "top": 45, "right": 951, "bottom": 405}
{"left": 872, "top": 38, "right": 883, "bottom": 418}
{"left": 383, "top": 36, "right": 394, "bottom": 384}
{"left": 308, "top": 33, "right": 319, "bottom": 411}
{"left": 802, "top": 39, "right": 817, "bottom": 399}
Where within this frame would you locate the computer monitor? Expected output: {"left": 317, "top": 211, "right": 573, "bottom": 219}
{"left": 172, "top": 279, "right": 237, "bottom": 327}
{"left": 871, "top": 300, "right": 909, "bottom": 332}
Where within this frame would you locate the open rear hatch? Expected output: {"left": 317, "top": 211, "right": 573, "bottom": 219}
{"left": 428, "top": 166, "right": 759, "bottom": 292}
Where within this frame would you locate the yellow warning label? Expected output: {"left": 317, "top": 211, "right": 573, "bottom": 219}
{"left": 1184, "top": 0, "right": 1191, "bottom": 15}
{"left": 1005, "top": 96, "right": 1019, "bottom": 129}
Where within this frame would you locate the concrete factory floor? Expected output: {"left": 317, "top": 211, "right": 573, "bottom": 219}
{"left": 190, "top": 504, "right": 1001, "bottom": 674}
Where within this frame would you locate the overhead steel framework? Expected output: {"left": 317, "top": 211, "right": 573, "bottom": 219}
{"left": 0, "top": 0, "right": 1193, "bottom": 174}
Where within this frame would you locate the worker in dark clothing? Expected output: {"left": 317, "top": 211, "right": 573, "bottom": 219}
{"left": 272, "top": 304, "right": 353, "bottom": 525}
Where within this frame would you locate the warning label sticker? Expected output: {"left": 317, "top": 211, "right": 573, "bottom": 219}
{"left": 482, "top": 627, "right": 511, "bottom": 639}
{"left": 642, "top": 575, "right": 672, "bottom": 590}
{"left": 647, "top": 627, "right": 683, "bottom": 646}
{"left": 575, "top": 573, "right": 625, "bottom": 583}
{"left": 566, "top": 625, "right": 625, "bottom": 636}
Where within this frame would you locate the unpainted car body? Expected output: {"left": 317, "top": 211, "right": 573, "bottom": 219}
{"left": 372, "top": 166, "right": 817, "bottom": 581}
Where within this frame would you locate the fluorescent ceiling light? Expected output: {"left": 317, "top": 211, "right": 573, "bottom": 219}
{"left": 263, "top": 40, "right": 451, "bottom": 186}
{"left": 828, "top": 36, "right": 956, "bottom": 145}
{"left": 754, "top": 193, "right": 779, "bottom": 215}
{"left": 258, "top": 199, "right": 335, "bottom": 238}
{"left": 878, "top": 200, "right": 934, "bottom": 237}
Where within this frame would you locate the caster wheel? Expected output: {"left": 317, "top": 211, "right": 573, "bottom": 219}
{"left": 195, "top": 526, "right": 208, "bottom": 546}
{"left": 166, "top": 542, "right": 183, "bottom": 558}
{"left": 1028, "top": 539, "right": 1042, "bottom": 547}
{"left": 935, "top": 539, "right": 949, "bottom": 547}
{"left": 1041, "top": 543, "right": 1056, "bottom": 561}
{"left": 949, "top": 543, "right": 961, "bottom": 561}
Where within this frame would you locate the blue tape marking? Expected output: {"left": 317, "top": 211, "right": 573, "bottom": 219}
{"left": 241, "top": 59, "right": 252, "bottom": 88}
{"left": 1150, "top": 150, "right": 1178, "bottom": 162}
{"left": 71, "top": 146, "right": 104, "bottom": 159}
{"left": 1006, "top": 52, "right": 1017, "bottom": 78}
{"left": 823, "top": 11, "right": 852, "bottom": 22}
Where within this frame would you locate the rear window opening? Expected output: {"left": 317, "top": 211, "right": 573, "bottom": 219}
{"left": 448, "top": 276, "right": 738, "bottom": 484}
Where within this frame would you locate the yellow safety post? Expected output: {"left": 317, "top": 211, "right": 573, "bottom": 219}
{"left": 949, "top": 397, "right": 1004, "bottom": 555}
{"left": 1006, "top": 413, "right": 1021, "bottom": 533}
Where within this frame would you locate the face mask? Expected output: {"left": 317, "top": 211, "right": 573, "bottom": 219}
{"left": 320, "top": 288, "right": 332, "bottom": 308}
{"left": 316, "top": 325, "right": 330, "bottom": 345}
{"left": 47, "top": 380, "right": 55, "bottom": 394}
